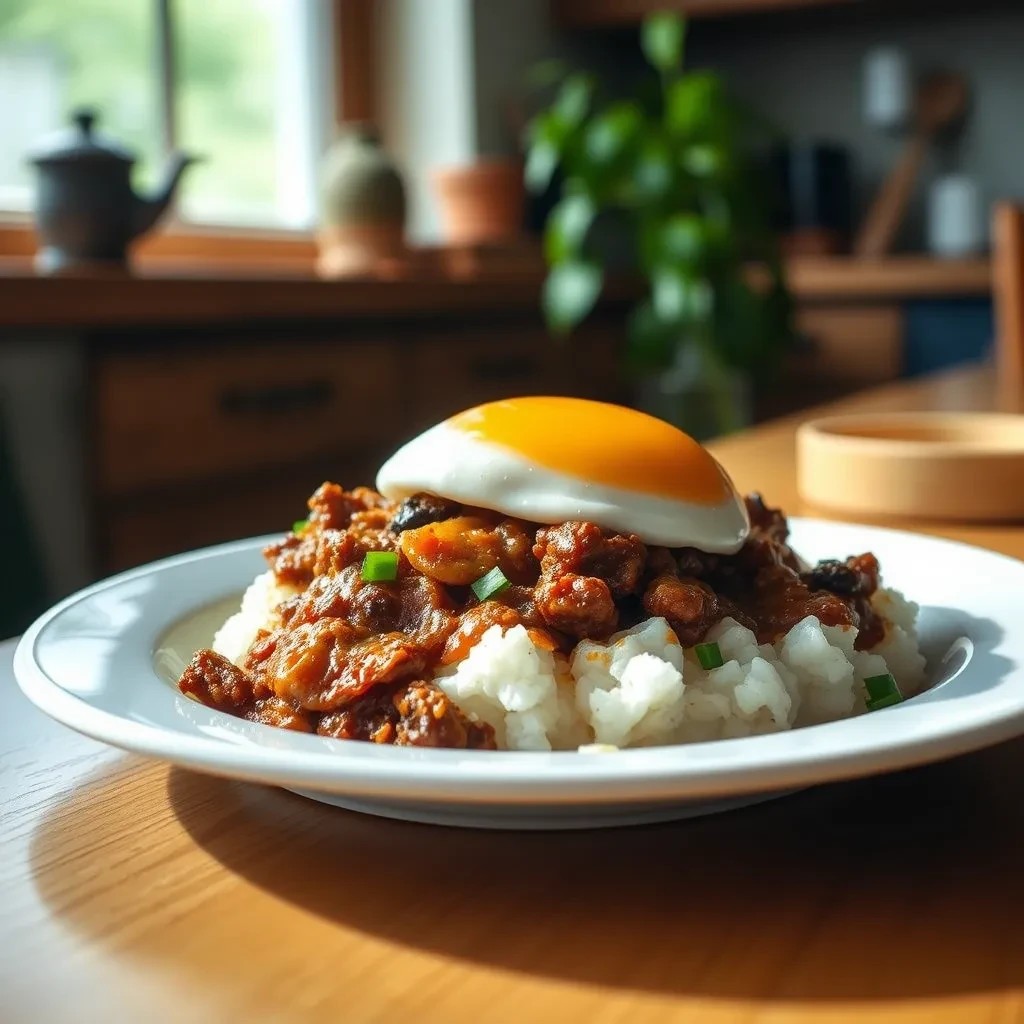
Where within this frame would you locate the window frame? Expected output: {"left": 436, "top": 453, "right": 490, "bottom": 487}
{"left": 0, "top": 0, "right": 374, "bottom": 270}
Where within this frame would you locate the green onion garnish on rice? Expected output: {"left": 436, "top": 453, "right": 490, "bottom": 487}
{"left": 361, "top": 550, "right": 399, "bottom": 582}
{"left": 695, "top": 641, "right": 724, "bottom": 670}
{"left": 472, "top": 566, "right": 511, "bottom": 601}
{"left": 292, "top": 519, "right": 308, "bottom": 534}
{"left": 864, "top": 672, "right": 903, "bottom": 710}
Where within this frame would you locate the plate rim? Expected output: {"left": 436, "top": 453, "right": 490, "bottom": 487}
{"left": 14, "top": 521, "right": 1024, "bottom": 806}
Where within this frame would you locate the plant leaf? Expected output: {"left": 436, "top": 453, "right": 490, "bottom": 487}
{"left": 525, "top": 140, "right": 559, "bottom": 193}
{"left": 651, "top": 266, "right": 690, "bottom": 322}
{"left": 554, "top": 73, "right": 594, "bottom": 127}
{"left": 583, "top": 101, "right": 643, "bottom": 165}
{"left": 632, "top": 138, "right": 674, "bottom": 202}
{"left": 523, "top": 110, "right": 572, "bottom": 192}
{"left": 659, "top": 213, "right": 706, "bottom": 265}
{"left": 681, "top": 143, "right": 729, "bottom": 180}
{"left": 652, "top": 266, "right": 712, "bottom": 323}
{"left": 641, "top": 12, "right": 686, "bottom": 74}
{"left": 712, "top": 277, "right": 761, "bottom": 368}
{"left": 543, "top": 261, "right": 603, "bottom": 334}
{"left": 526, "top": 58, "right": 569, "bottom": 91}
{"left": 665, "top": 73, "right": 721, "bottom": 138}
{"left": 626, "top": 300, "right": 676, "bottom": 372}
{"left": 544, "top": 193, "right": 596, "bottom": 264}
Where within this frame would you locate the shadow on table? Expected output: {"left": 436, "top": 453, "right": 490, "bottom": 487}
{"left": 152, "top": 751, "right": 1022, "bottom": 1003}
{"left": 28, "top": 624, "right": 1023, "bottom": 1010}
{"left": 28, "top": 745, "right": 1024, "bottom": 1004}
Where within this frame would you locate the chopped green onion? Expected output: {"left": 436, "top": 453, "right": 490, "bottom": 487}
{"left": 864, "top": 671, "right": 903, "bottom": 711}
{"left": 292, "top": 519, "right": 309, "bottom": 534}
{"left": 472, "top": 566, "right": 511, "bottom": 601}
{"left": 695, "top": 641, "right": 724, "bottom": 670}
{"left": 866, "top": 692, "right": 903, "bottom": 711}
{"left": 361, "top": 551, "right": 399, "bottom": 582}
{"left": 864, "top": 672, "right": 898, "bottom": 700}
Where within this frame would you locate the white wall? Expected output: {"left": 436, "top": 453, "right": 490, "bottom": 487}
{"left": 690, "top": 7, "right": 1024, "bottom": 249}
{"left": 376, "top": 0, "right": 477, "bottom": 243}
{"left": 371, "top": 2, "right": 1024, "bottom": 248}
{"left": 392, "top": 2, "right": 1024, "bottom": 251}
{"left": 376, "top": 0, "right": 628, "bottom": 240}
{"left": 470, "top": 0, "right": 561, "bottom": 159}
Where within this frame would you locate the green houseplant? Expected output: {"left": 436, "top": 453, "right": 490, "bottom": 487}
{"left": 525, "top": 12, "right": 791, "bottom": 437}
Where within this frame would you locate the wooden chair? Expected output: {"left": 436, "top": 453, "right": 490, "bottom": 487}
{"left": 993, "top": 202, "right": 1024, "bottom": 408}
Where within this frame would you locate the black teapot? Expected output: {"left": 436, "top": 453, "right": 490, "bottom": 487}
{"left": 29, "top": 109, "right": 197, "bottom": 272}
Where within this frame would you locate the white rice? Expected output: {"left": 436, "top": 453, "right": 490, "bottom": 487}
{"left": 214, "top": 571, "right": 926, "bottom": 752}
{"left": 433, "top": 624, "right": 590, "bottom": 751}
{"left": 212, "top": 571, "right": 301, "bottom": 665}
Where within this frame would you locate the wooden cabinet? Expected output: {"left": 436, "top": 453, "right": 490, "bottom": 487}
{"left": 87, "top": 306, "right": 907, "bottom": 573}
{"left": 90, "top": 323, "right": 623, "bottom": 574}
{"left": 755, "top": 303, "right": 904, "bottom": 420}
{"left": 100, "top": 457, "right": 361, "bottom": 573}
{"left": 0, "top": 264, "right": 985, "bottom": 591}
{"left": 404, "top": 326, "right": 621, "bottom": 435}
{"left": 792, "top": 305, "right": 903, "bottom": 384}
{"left": 95, "top": 338, "right": 403, "bottom": 494}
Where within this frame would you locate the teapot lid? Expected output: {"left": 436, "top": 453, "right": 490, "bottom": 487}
{"left": 28, "top": 109, "right": 134, "bottom": 166}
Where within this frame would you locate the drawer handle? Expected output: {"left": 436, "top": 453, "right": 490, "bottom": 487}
{"left": 219, "top": 381, "right": 333, "bottom": 416}
{"left": 792, "top": 331, "right": 820, "bottom": 356}
{"left": 469, "top": 355, "right": 538, "bottom": 381}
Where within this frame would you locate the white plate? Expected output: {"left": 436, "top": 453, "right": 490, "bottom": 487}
{"left": 14, "top": 520, "right": 1024, "bottom": 829}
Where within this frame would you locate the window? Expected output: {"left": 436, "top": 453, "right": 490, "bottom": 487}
{"left": 0, "top": 0, "right": 332, "bottom": 230}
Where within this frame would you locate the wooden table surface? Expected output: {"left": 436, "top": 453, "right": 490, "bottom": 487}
{"left": 4, "top": 362, "right": 1023, "bottom": 1024}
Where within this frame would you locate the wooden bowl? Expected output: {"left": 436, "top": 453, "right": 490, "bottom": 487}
{"left": 796, "top": 412, "right": 1024, "bottom": 520}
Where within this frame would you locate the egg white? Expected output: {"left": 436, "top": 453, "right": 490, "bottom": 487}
{"left": 377, "top": 421, "right": 749, "bottom": 553}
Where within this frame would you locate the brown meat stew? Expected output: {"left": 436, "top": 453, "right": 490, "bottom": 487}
{"left": 177, "top": 483, "right": 885, "bottom": 749}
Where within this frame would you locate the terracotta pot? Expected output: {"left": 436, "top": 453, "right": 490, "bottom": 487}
{"left": 432, "top": 159, "right": 525, "bottom": 246}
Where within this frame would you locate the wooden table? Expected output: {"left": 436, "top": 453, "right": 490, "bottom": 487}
{"left": 4, "top": 363, "right": 1023, "bottom": 1024}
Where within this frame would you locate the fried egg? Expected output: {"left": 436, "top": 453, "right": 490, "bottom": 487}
{"left": 376, "top": 396, "right": 749, "bottom": 553}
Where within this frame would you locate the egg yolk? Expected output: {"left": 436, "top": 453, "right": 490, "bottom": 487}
{"left": 449, "top": 397, "right": 730, "bottom": 505}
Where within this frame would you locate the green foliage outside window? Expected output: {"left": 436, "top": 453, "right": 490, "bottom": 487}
{"left": 0, "top": 0, "right": 289, "bottom": 225}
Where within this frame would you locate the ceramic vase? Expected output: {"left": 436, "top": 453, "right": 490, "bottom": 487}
{"left": 317, "top": 125, "right": 406, "bottom": 277}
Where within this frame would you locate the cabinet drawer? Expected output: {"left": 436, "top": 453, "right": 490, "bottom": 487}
{"left": 95, "top": 340, "right": 402, "bottom": 494}
{"left": 403, "top": 327, "right": 622, "bottom": 435}
{"left": 792, "top": 305, "right": 903, "bottom": 383}
{"left": 99, "top": 452, "right": 390, "bottom": 573}
{"left": 754, "top": 305, "right": 903, "bottom": 422}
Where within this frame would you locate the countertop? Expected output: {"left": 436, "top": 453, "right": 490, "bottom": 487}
{"left": 0, "top": 255, "right": 992, "bottom": 330}
{"left": 3, "top": 362, "right": 1024, "bottom": 1024}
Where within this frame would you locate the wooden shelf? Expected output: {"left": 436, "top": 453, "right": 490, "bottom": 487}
{"left": 0, "top": 266, "right": 551, "bottom": 330}
{"left": 0, "top": 255, "right": 991, "bottom": 331}
{"left": 553, "top": 0, "right": 857, "bottom": 28}
{"left": 785, "top": 255, "right": 992, "bottom": 301}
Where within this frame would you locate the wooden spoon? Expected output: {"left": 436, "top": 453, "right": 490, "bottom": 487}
{"left": 854, "top": 72, "right": 969, "bottom": 258}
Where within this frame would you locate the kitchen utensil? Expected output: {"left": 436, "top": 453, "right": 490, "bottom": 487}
{"left": 927, "top": 173, "right": 983, "bottom": 257}
{"left": 854, "top": 73, "right": 969, "bottom": 258}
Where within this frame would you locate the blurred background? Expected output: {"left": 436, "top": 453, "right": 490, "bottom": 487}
{"left": 0, "top": 0, "right": 1021, "bottom": 635}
